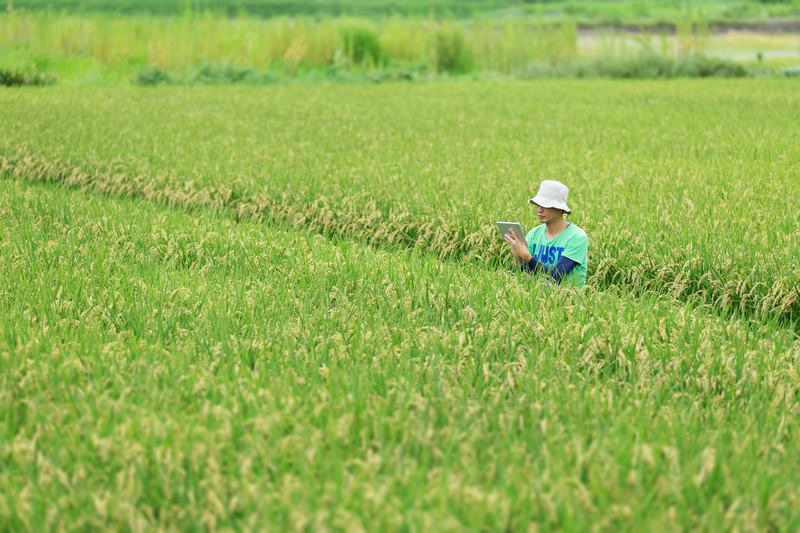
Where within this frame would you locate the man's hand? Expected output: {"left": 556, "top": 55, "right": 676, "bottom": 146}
{"left": 503, "top": 230, "right": 532, "bottom": 264}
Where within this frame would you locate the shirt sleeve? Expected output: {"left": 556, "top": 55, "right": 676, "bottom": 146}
{"left": 561, "top": 231, "right": 589, "bottom": 266}
{"left": 521, "top": 255, "right": 577, "bottom": 284}
{"left": 521, "top": 256, "right": 544, "bottom": 273}
{"left": 550, "top": 255, "right": 578, "bottom": 284}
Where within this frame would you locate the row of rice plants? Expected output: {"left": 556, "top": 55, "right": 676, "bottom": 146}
{"left": 2, "top": 178, "right": 799, "bottom": 529}
{"left": 1, "top": 81, "right": 797, "bottom": 324}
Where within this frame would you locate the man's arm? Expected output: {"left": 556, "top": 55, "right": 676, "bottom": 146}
{"left": 550, "top": 255, "right": 578, "bottom": 283}
{"left": 521, "top": 255, "right": 578, "bottom": 284}
{"left": 520, "top": 255, "right": 544, "bottom": 273}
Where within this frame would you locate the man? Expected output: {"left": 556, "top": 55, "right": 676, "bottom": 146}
{"left": 503, "top": 180, "right": 589, "bottom": 288}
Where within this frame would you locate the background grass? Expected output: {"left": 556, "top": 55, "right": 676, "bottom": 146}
{"left": 3, "top": 0, "right": 800, "bottom": 23}
{"left": 2, "top": 11, "right": 795, "bottom": 85}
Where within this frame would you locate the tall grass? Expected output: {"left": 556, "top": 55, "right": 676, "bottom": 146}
{"left": 0, "top": 12, "right": 588, "bottom": 75}
{"left": 0, "top": 12, "right": 749, "bottom": 81}
{"left": 4, "top": 0, "right": 800, "bottom": 23}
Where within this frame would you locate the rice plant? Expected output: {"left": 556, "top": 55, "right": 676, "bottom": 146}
{"left": 1, "top": 80, "right": 797, "bottom": 325}
{"left": 1, "top": 178, "right": 799, "bottom": 529}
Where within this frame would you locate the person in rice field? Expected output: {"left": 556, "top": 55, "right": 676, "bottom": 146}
{"left": 503, "top": 180, "right": 589, "bottom": 288}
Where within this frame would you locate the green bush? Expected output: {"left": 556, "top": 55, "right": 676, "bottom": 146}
{"left": 133, "top": 63, "right": 283, "bottom": 85}
{"left": 782, "top": 66, "right": 800, "bottom": 77}
{"left": 341, "top": 26, "right": 384, "bottom": 67}
{"left": 598, "top": 53, "right": 673, "bottom": 78}
{"left": 133, "top": 66, "right": 174, "bottom": 85}
{"left": 190, "top": 62, "right": 280, "bottom": 84}
{"left": 570, "top": 53, "right": 747, "bottom": 79}
{"left": 433, "top": 23, "right": 473, "bottom": 74}
{"left": 0, "top": 67, "right": 56, "bottom": 87}
{"left": 675, "top": 55, "right": 747, "bottom": 78}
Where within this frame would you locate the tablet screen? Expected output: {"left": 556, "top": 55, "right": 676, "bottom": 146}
{"left": 496, "top": 221, "right": 526, "bottom": 240}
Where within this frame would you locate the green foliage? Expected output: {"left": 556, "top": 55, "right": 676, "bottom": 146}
{"left": 133, "top": 65, "right": 173, "bottom": 85}
{"left": 0, "top": 65, "right": 55, "bottom": 86}
{"left": 134, "top": 63, "right": 285, "bottom": 85}
{"left": 5, "top": 0, "right": 800, "bottom": 23}
{"left": 571, "top": 53, "right": 747, "bottom": 79}
{"left": 0, "top": 12, "right": 771, "bottom": 82}
{"left": 341, "top": 24, "right": 385, "bottom": 66}
{"left": 674, "top": 54, "right": 748, "bottom": 77}
{"left": 591, "top": 54, "right": 677, "bottom": 78}
{"left": 189, "top": 62, "right": 282, "bottom": 83}
{"left": 433, "top": 22, "right": 473, "bottom": 73}
{"left": 783, "top": 65, "right": 800, "bottom": 76}
{"left": 6, "top": 0, "right": 516, "bottom": 17}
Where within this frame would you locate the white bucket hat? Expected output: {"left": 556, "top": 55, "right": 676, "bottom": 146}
{"left": 528, "top": 180, "right": 571, "bottom": 213}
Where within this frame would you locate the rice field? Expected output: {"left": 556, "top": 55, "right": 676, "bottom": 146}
{"left": 2, "top": 81, "right": 799, "bottom": 322}
{"left": 1, "top": 79, "right": 800, "bottom": 529}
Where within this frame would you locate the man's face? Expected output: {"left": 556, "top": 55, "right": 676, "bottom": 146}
{"left": 536, "top": 204, "right": 563, "bottom": 224}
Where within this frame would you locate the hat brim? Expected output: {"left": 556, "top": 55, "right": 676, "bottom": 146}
{"left": 529, "top": 196, "right": 571, "bottom": 213}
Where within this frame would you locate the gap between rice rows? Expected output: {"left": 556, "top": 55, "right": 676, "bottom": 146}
{"left": 2, "top": 151, "right": 798, "bottom": 336}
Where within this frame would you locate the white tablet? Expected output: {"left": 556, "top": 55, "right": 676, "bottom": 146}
{"left": 496, "top": 221, "right": 526, "bottom": 240}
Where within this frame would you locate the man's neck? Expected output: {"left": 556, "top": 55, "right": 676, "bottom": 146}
{"left": 546, "top": 218, "right": 568, "bottom": 237}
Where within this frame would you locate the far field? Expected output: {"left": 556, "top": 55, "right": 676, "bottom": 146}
{"left": 5, "top": 0, "right": 800, "bottom": 22}
{"left": 1, "top": 78, "right": 799, "bottom": 529}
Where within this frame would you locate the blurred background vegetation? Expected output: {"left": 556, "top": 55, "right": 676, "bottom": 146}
{"left": 3, "top": 0, "right": 800, "bottom": 22}
{"left": 0, "top": 0, "right": 798, "bottom": 84}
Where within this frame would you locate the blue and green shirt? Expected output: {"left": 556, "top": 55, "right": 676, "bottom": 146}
{"left": 524, "top": 222, "right": 589, "bottom": 288}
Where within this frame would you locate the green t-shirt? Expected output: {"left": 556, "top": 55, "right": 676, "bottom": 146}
{"left": 525, "top": 222, "right": 589, "bottom": 288}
